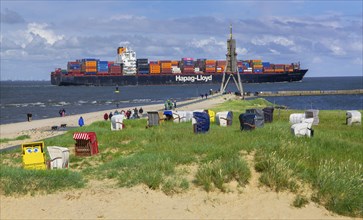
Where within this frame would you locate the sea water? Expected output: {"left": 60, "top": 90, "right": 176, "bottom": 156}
{"left": 0, "top": 77, "right": 362, "bottom": 125}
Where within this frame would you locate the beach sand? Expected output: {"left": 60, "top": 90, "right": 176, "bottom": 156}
{"left": 0, "top": 94, "right": 353, "bottom": 219}
{"left": 0, "top": 94, "right": 229, "bottom": 150}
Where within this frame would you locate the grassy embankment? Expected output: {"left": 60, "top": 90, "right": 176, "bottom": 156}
{"left": 0, "top": 98, "right": 362, "bottom": 217}
{"left": 0, "top": 135, "right": 30, "bottom": 144}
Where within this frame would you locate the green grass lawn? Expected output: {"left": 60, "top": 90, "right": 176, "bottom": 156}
{"left": 0, "top": 98, "right": 362, "bottom": 217}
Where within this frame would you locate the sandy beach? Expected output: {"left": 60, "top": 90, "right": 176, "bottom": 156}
{"left": 0, "top": 94, "right": 354, "bottom": 219}
{"left": 0, "top": 94, "right": 228, "bottom": 151}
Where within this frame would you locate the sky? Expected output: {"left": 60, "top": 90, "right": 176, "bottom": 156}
{"left": 0, "top": 0, "right": 362, "bottom": 80}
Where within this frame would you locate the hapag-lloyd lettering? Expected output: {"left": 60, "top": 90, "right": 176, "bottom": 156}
{"left": 175, "top": 75, "right": 213, "bottom": 82}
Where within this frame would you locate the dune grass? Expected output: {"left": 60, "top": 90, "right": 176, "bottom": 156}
{"left": 0, "top": 135, "right": 30, "bottom": 144}
{"left": 0, "top": 97, "right": 362, "bottom": 217}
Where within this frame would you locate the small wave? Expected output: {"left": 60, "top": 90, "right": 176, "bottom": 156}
{"left": 33, "top": 102, "right": 45, "bottom": 106}
{"left": 91, "top": 101, "right": 97, "bottom": 104}
{"left": 58, "top": 101, "right": 70, "bottom": 106}
{"left": 7, "top": 103, "right": 29, "bottom": 108}
{"left": 78, "top": 100, "right": 88, "bottom": 104}
{"left": 132, "top": 99, "right": 152, "bottom": 103}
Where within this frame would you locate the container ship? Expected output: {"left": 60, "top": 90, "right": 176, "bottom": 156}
{"left": 50, "top": 47, "right": 307, "bottom": 86}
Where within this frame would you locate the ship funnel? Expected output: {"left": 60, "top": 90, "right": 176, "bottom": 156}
{"left": 117, "top": 47, "right": 126, "bottom": 55}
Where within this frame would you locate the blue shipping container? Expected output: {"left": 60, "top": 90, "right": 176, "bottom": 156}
{"left": 262, "top": 62, "right": 270, "bottom": 67}
{"left": 138, "top": 70, "right": 150, "bottom": 74}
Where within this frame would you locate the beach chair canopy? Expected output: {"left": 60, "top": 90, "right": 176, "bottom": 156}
{"left": 289, "top": 113, "right": 305, "bottom": 125}
{"left": 73, "top": 132, "right": 97, "bottom": 142}
{"left": 192, "top": 112, "right": 210, "bottom": 133}
{"left": 239, "top": 113, "right": 256, "bottom": 131}
{"left": 291, "top": 118, "right": 314, "bottom": 137}
{"left": 22, "top": 141, "right": 46, "bottom": 170}
{"left": 346, "top": 110, "right": 361, "bottom": 125}
{"left": 147, "top": 111, "right": 165, "bottom": 127}
{"left": 262, "top": 107, "right": 274, "bottom": 123}
{"left": 73, "top": 132, "right": 99, "bottom": 156}
{"left": 172, "top": 111, "right": 193, "bottom": 123}
{"left": 216, "top": 111, "right": 233, "bottom": 127}
{"left": 111, "top": 114, "right": 124, "bottom": 130}
{"left": 246, "top": 109, "right": 264, "bottom": 127}
{"left": 305, "top": 109, "right": 319, "bottom": 125}
{"left": 47, "top": 146, "right": 69, "bottom": 169}
{"left": 206, "top": 110, "right": 216, "bottom": 123}
{"left": 163, "top": 110, "right": 174, "bottom": 121}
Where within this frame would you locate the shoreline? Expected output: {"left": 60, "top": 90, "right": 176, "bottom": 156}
{"left": 0, "top": 93, "right": 230, "bottom": 150}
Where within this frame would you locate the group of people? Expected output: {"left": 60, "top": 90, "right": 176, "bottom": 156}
{"left": 164, "top": 99, "right": 177, "bottom": 110}
{"left": 77, "top": 107, "right": 144, "bottom": 128}
{"left": 59, "top": 109, "right": 66, "bottom": 117}
{"left": 200, "top": 93, "right": 209, "bottom": 99}
{"left": 103, "top": 107, "right": 144, "bottom": 121}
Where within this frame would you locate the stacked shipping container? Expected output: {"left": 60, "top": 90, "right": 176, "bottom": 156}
{"left": 205, "top": 60, "right": 216, "bottom": 73}
{"left": 160, "top": 61, "right": 172, "bottom": 74}
{"left": 82, "top": 59, "right": 98, "bottom": 74}
{"left": 98, "top": 61, "right": 108, "bottom": 74}
{"left": 60, "top": 56, "right": 298, "bottom": 77}
{"left": 137, "top": 59, "right": 149, "bottom": 74}
{"left": 181, "top": 58, "right": 194, "bottom": 74}
{"left": 149, "top": 62, "right": 161, "bottom": 74}
{"left": 216, "top": 60, "right": 226, "bottom": 73}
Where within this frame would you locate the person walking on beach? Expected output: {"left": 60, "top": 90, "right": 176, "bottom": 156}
{"left": 139, "top": 107, "right": 143, "bottom": 115}
{"left": 205, "top": 93, "right": 208, "bottom": 99}
{"left": 133, "top": 107, "right": 139, "bottom": 119}
{"left": 78, "top": 116, "right": 84, "bottom": 127}
{"left": 126, "top": 109, "right": 132, "bottom": 119}
{"left": 103, "top": 113, "right": 108, "bottom": 121}
{"left": 27, "top": 113, "right": 32, "bottom": 122}
{"left": 173, "top": 99, "right": 177, "bottom": 109}
{"left": 109, "top": 112, "right": 113, "bottom": 120}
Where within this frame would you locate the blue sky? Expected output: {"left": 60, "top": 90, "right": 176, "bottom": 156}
{"left": 1, "top": 0, "right": 362, "bottom": 80}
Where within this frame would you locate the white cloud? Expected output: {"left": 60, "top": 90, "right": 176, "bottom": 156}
{"left": 109, "top": 14, "right": 146, "bottom": 21}
{"left": 236, "top": 47, "right": 248, "bottom": 55}
{"left": 189, "top": 37, "right": 225, "bottom": 48}
{"left": 269, "top": 49, "right": 280, "bottom": 55}
{"left": 251, "top": 35, "right": 294, "bottom": 47}
{"left": 352, "top": 57, "right": 362, "bottom": 65}
{"left": 27, "top": 23, "right": 64, "bottom": 45}
{"left": 312, "top": 57, "right": 323, "bottom": 63}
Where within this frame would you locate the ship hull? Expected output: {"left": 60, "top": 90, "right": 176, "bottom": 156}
{"left": 51, "top": 69, "right": 307, "bottom": 86}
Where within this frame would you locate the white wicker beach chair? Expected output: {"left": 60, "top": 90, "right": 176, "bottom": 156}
{"left": 47, "top": 146, "right": 69, "bottom": 169}
{"left": 291, "top": 118, "right": 314, "bottom": 137}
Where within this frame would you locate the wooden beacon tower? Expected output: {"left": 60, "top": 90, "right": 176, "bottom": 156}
{"left": 220, "top": 25, "right": 244, "bottom": 98}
